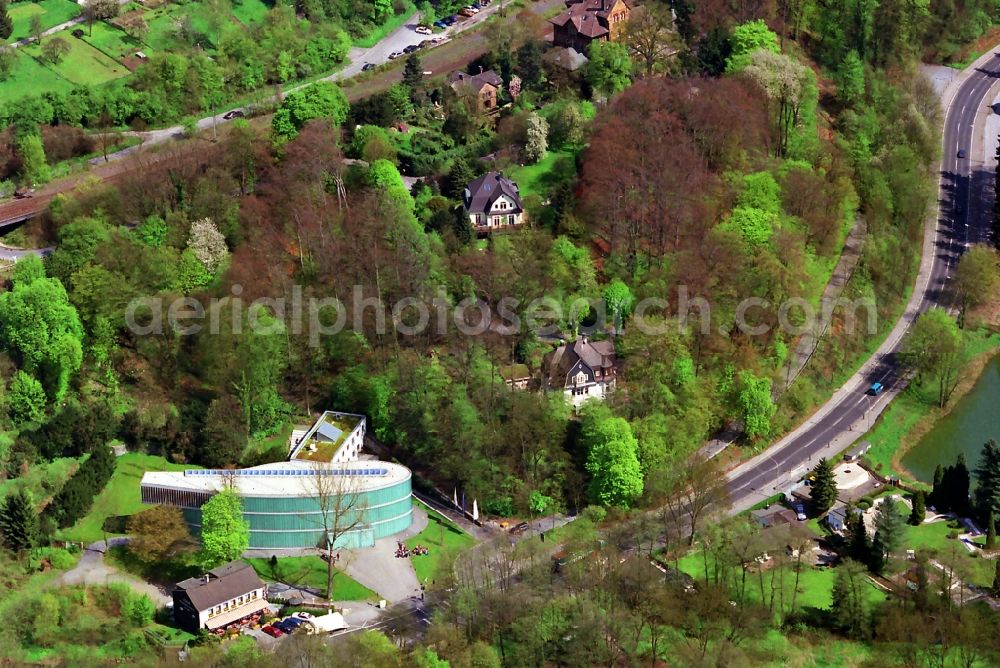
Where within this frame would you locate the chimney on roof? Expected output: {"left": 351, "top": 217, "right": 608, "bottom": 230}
{"left": 204, "top": 574, "right": 211, "bottom": 583}
{"left": 581, "top": 335, "right": 588, "bottom": 345}
{"left": 479, "top": 65, "right": 484, "bottom": 74}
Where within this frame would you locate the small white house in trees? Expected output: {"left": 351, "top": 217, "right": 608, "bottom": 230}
{"left": 462, "top": 171, "right": 525, "bottom": 233}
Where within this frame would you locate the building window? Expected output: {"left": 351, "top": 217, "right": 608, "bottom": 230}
{"left": 508, "top": 214, "right": 515, "bottom": 225}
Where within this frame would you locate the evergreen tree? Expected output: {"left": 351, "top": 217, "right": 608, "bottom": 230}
{"left": 975, "top": 440, "right": 1000, "bottom": 523}
{"left": 846, "top": 504, "right": 871, "bottom": 563}
{"left": 0, "top": 491, "right": 39, "bottom": 553}
{"left": 831, "top": 559, "right": 868, "bottom": 638}
{"left": 987, "top": 513, "right": 997, "bottom": 551}
{"left": 941, "top": 453, "right": 971, "bottom": 516}
{"left": 0, "top": 0, "right": 13, "bottom": 42}
{"left": 403, "top": 53, "right": 424, "bottom": 92}
{"left": 811, "top": 458, "right": 838, "bottom": 514}
{"left": 994, "top": 560, "right": 1000, "bottom": 596}
{"left": 908, "top": 490, "right": 926, "bottom": 526}
{"left": 871, "top": 497, "right": 904, "bottom": 573}
{"left": 930, "top": 463, "right": 944, "bottom": 509}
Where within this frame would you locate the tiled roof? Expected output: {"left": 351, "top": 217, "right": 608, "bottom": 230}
{"left": 448, "top": 69, "right": 503, "bottom": 93}
{"left": 463, "top": 171, "right": 524, "bottom": 216}
{"left": 175, "top": 561, "right": 265, "bottom": 612}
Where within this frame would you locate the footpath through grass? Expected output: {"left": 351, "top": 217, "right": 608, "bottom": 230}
{"left": 9, "top": 0, "right": 81, "bottom": 42}
{"left": 246, "top": 556, "right": 377, "bottom": 601}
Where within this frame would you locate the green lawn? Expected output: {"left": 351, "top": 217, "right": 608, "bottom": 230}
{"left": 9, "top": 0, "right": 82, "bottom": 42}
{"left": 59, "top": 453, "right": 199, "bottom": 544}
{"left": 904, "top": 519, "right": 996, "bottom": 588}
{"left": 676, "top": 548, "right": 887, "bottom": 610}
{"left": 0, "top": 50, "right": 75, "bottom": 103}
{"left": 230, "top": 0, "right": 272, "bottom": 26}
{"left": 82, "top": 21, "right": 146, "bottom": 62}
{"left": 21, "top": 33, "right": 130, "bottom": 86}
{"left": 405, "top": 500, "right": 476, "bottom": 584}
{"left": 246, "top": 556, "right": 378, "bottom": 601}
{"left": 504, "top": 149, "right": 577, "bottom": 199}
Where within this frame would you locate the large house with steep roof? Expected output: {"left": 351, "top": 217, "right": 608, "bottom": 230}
{"left": 463, "top": 171, "right": 525, "bottom": 233}
{"left": 546, "top": 336, "right": 617, "bottom": 407}
{"left": 549, "top": 0, "right": 631, "bottom": 53}
{"left": 172, "top": 561, "right": 268, "bottom": 634}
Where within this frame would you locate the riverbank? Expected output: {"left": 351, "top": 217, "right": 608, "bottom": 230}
{"left": 862, "top": 328, "right": 1000, "bottom": 484}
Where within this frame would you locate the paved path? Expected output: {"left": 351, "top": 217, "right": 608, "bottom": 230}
{"left": 56, "top": 538, "right": 171, "bottom": 606}
{"left": 340, "top": 505, "right": 428, "bottom": 602}
{"left": 8, "top": 0, "right": 134, "bottom": 49}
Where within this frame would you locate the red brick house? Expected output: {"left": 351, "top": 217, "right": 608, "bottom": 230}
{"left": 448, "top": 69, "right": 504, "bottom": 114}
{"left": 549, "top": 0, "right": 631, "bottom": 53}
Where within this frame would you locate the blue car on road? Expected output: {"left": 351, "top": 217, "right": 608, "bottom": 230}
{"left": 868, "top": 382, "right": 884, "bottom": 396}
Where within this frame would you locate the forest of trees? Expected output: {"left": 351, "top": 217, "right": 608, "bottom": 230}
{"left": 1, "top": 0, "right": 1000, "bottom": 661}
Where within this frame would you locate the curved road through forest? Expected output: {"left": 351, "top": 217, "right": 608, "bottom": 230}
{"left": 726, "top": 51, "right": 1000, "bottom": 513}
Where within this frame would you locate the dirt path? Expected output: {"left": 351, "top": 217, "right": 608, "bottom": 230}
{"left": 56, "top": 538, "right": 171, "bottom": 605}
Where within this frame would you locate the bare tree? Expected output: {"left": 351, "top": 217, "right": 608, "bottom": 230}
{"left": 306, "top": 464, "right": 367, "bottom": 600}
{"left": 624, "top": 5, "right": 680, "bottom": 77}
{"left": 655, "top": 455, "right": 731, "bottom": 546}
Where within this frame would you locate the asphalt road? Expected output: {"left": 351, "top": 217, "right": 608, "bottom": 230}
{"left": 726, "top": 52, "right": 1000, "bottom": 513}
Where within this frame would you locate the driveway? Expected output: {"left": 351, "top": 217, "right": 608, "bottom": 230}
{"left": 340, "top": 505, "right": 429, "bottom": 602}
{"left": 56, "top": 538, "right": 171, "bottom": 606}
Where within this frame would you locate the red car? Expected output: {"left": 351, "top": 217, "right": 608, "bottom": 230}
{"left": 262, "top": 625, "right": 284, "bottom": 638}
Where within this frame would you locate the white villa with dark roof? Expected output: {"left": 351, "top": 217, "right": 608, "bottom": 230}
{"left": 546, "top": 336, "right": 617, "bottom": 407}
{"left": 463, "top": 171, "right": 525, "bottom": 233}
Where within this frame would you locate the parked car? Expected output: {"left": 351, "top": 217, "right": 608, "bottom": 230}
{"left": 415, "top": 25, "right": 432, "bottom": 34}
{"left": 509, "top": 521, "right": 530, "bottom": 535}
{"left": 466, "top": 5, "right": 480, "bottom": 12}
{"left": 793, "top": 503, "right": 807, "bottom": 521}
{"left": 957, "top": 149, "right": 967, "bottom": 159}
{"left": 868, "top": 382, "right": 884, "bottom": 396}
{"left": 459, "top": 7, "right": 474, "bottom": 16}
{"left": 262, "top": 625, "right": 283, "bottom": 638}
{"left": 277, "top": 618, "right": 305, "bottom": 633}
{"left": 433, "top": 19, "right": 446, "bottom": 28}
{"left": 419, "top": 40, "right": 432, "bottom": 48}
{"left": 403, "top": 44, "right": 419, "bottom": 54}
{"left": 12, "top": 188, "right": 35, "bottom": 200}
{"left": 222, "top": 109, "right": 245, "bottom": 120}
{"left": 431, "top": 35, "right": 445, "bottom": 43}
{"left": 444, "top": 15, "right": 458, "bottom": 24}
{"left": 388, "top": 51, "right": 403, "bottom": 59}
{"left": 293, "top": 612, "right": 314, "bottom": 620}
{"left": 362, "top": 62, "right": 376, "bottom": 71}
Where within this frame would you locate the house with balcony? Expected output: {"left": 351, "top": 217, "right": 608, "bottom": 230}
{"left": 545, "top": 336, "right": 616, "bottom": 407}
{"left": 172, "top": 561, "right": 268, "bottom": 634}
{"left": 463, "top": 171, "right": 525, "bottom": 233}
